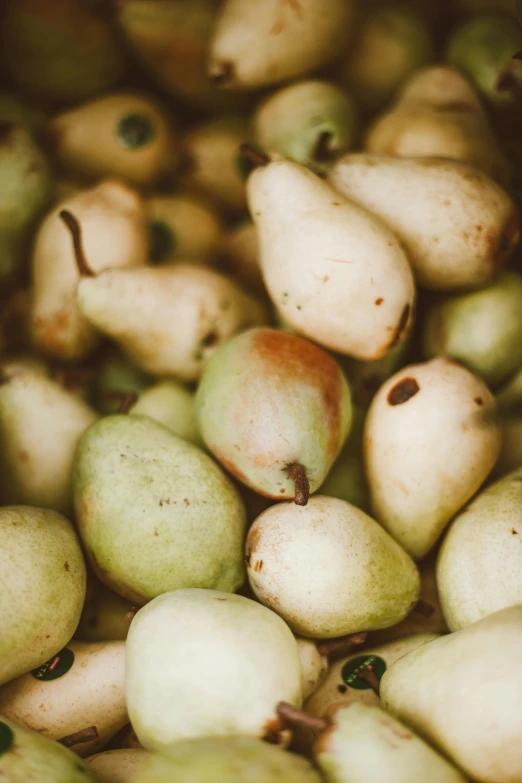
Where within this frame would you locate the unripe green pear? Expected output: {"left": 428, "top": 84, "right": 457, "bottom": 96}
{"left": 296, "top": 638, "right": 329, "bottom": 701}
{"left": 95, "top": 351, "right": 150, "bottom": 416}
{"left": 218, "top": 219, "right": 263, "bottom": 292}
{"left": 320, "top": 405, "right": 369, "bottom": 511}
{"left": 132, "top": 381, "right": 201, "bottom": 444}
{"left": 87, "top": 749, "right": 150, "bottom": 783}
{"left": 75, "top": 575, "right": 135, "bottom": 643}
{"left": 146, "top": 194, "right": 222, "bottom": 265}
{"left": 0, "top": 505, "right": 86, "bottom": 686}
{"left": 196, "top": 327, "right": 352, "bottom": 502}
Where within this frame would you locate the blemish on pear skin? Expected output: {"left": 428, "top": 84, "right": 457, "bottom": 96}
{"left": 474, "top": 397, "right": 484, "bottom": 406}
{"left": 413, "top": 600, "right": 435, "bottom": 618}
{"left": 375, "top": 298, "right": 383, "bottom": 306}
{"left": 64, "top": 561, "right": 69, "bottom": 571}
{"left": 387, "top": 303, "right": 411, "bottom": 350}
{"left": 512, "top": 529, "right": 518, "bottom": 535}
{"left": 387, "top": 377, "right": 420, "bottom": 406}
{"left": 254, "top": 559, "right": 264, "bottom": 573}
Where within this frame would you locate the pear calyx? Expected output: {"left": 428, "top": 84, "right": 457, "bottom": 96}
{"left": 316, "top": 632, "right": 368, "bottom": 657}
{"left": 239, "top": 143, "right": 270, "bottom": 168}
{"left": 59, "top": 210, "right": 96, "bottom": 278}
{"left": 286, "top": 463, "right": 310, "bottom": 506}
{"left": 276, "top": 701, "right": 330, "bottom": 735}
{"left": 58, "top": 725, "right": 99, "bottom": 748}
{"left": 208, "top": 60, "right": 235, "bottom": 86}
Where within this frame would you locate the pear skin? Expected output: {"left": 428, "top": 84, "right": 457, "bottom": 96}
{"left": 87, "top": 749, "right": 150, "bottom": 783}
{"left": 217, "top": 220, "right": 263, "bottom": 292}
{"left": 132, "top": 381, "right": 201, "bottom": 444}
{"left": 75, "top": 575, "right": 135, "bottom": 643}
{"left": 296, "top": 638, "right": 329, "bottom": 701}
{"left": 495, "top": 368, "right": 522, "bottom": 476}
{"left": 146, "top": 194, "right": 222, "bottom": 265}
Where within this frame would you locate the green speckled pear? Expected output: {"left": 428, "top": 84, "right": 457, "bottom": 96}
{"left": 87, "top": 749, "right": 149, "bottom": 783}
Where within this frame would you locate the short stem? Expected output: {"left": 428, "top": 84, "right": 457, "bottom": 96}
{"left": 125, "top": 606, "right": 138, "bottom": 624}
{"left": 286, "top": 463, "right": 310, "bottom": 506}
{"left": 58, "top": 726, "right": 98, "bottom": 748}
{"left": 316, "top": 632, "right": 367, "bottom": 657}
{"left": 276, "top": 702, "right": 330, "bottom": 734}
{"left": 313, "top": 131, "right": 334, "bottom": 162}
{"left": 239, "top": 143, "right": 270, "bottom": 168}
{"left": 103, "top": 391, "right": 138, "bottom": 415}
{"left": 357, "top": 665, "right": 381, "bottom": 696}
{"left": 59, "top": 210, "right": 96, "bottom": 277}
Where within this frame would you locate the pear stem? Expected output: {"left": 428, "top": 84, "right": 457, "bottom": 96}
{"left": 59, "top": 210, "right": 96, "bottom": 278}
{"left": 313, "top": 131, "right": 335, "bottom": 163}
{"left": 316, "top": 632, "right": 368, "bottom": 657}
{"left": 125, "top": 606, "right": 138, "bottom": 624}
{"left": 58, "top": 726, "right": 99, "bottom": 748}
{"left": 286, "top": 463, "right": 310, "bottom": 506}
{"left": 276, "top": 702, "right": 330, "bottom": 734}
{"left": 357, "top": 664, "right": 381, "bottom": 696}
{"left": 239, "top": 143, "right": 270, "bottom": 168}
{"left": 103, "top": 391, "right": 138, "bottom": 415}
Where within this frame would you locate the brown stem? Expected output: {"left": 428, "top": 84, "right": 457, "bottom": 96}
{"left": 276, "top": 702, "right": 330, "bottom": 734}
{"left": 103, "top": 391, "right": 138, "bottom": 415}
{"left": 286, "top": 463, "right": 310, "bottom": 506}
{"left": 313, "top": 131, "right": 335, "bottom": 162}
{"left": 125, "top": 606, "right": 138, "bottom": 624}
{"left": 58, "top": 726, "right": 98, "bottom": 748}
{"left": 357, "top": 665, "right": 381, "bottom": 696}
{"left": 316, "top": 632, "right": 367, "bottom": 657}
{"left": 59, "top": 210, "right": 96, "bottom": 278}
{"left": 239, "top": 143, "right": 270, "bottom": 168}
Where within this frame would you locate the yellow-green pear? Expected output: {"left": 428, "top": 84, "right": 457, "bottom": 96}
{"left": 495, "top": 368, "right": 522, "bottom": 476}
{"left": 218, "top": 219, "right": 263, "bottom": 292}
{"left": 380, "top": 606, "right": 522, "bottom": 783}
{"left": 329, "top": 154, "right": 519, "bottom": 291}
{"left": 31, "top": 180, "right": 148, "bottom": 361}
{"left": 208, "top": 0, "right": 355, "bottom": 89}
{"left": 126, "top": 590, "right": 302, "bottom": 748}
{"left": 87, "top": 749, "right": 150, "bottom": 783}
{"left": 132, "top": 381, "right": 200, "bottom": 444}
{"left": 320, "top": 405, "right": 369, "bottom": 511}
{"left": 364, "top": 358, "right": 501, "bottom": 559}
{"left": 95, "top": 350, "right": 151, "bottom": 416}
{"left": 146, "top": 194, "right": 222, "bottom": 265}
{"left": 296, "top": 638, "right": 329, "bottom": 701}
{"left": 0, "top": 640, "right": 127, "bottom": 757}
{"left": 0, "top": 506, "right": 86, "bottom": 686}
{"left": 246, "top": 154, "right": 415, "bottom": 360}
{"left": 75, "top": 575, "right": 135, "bottom": 643}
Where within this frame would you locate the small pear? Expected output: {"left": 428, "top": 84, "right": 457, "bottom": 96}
{"left": 0, "top": 505, "right": 86, "bottom": 686}
{"left": 0, "top": 717, "right": 99, "bottom": 783}
{"left": 364, "top": 357, "right": 502, "bottom": 559}
{"left": 87, "top": 749, "right": 150, "bottom": 783}
{"left": 146, "top": 194, "right": 222, "bottom": 265}
{"left": 45, "top": 93, "right": 179, "bottom": 187}
{"left": 329, "top": 154, "right": 519, "bottom": 291}
{"left": 380, "top": 606, "right": 522, "bottom": 783}
{"left": 31, "top": 180, "right": 148, "bottom": 361}
{"left": 217, "top": 219, "right": 263, "bottom": 292}
{"left": 196, "top": 327, "right": 352, "bottom": 502}
{"left": 253, "top": 80, "right": 357, "bottom": 173}
{"left": 320, "top": 405, "right": 369, "bottom": 511}
{"left": 95, "top": 350, "right": 151, "bottom": 415}
{"left": 424, "top": 271, "right": 522, "bottom": 385}
{"left": 246, "top": 154, "right": 415, "bottom": 360}
{"left": 0, "top": 640, "right": 127, "bottom": 757}
{"left": 208, "top": 0, "right": 355, "bottom": 89}
{"left": 296, "top": 638, "right": 329, "bottom": 701}
{"left": 132, "top": 381, "right": 201, "bottom": 444}
{"left": 494, "top": 368, "right": 522, "bottom": 476}
{"left": 74, "top": 414, "right": 246, "bottom": 603}
{"left": 75, "top": 575, "right": 135, "bottom": 643}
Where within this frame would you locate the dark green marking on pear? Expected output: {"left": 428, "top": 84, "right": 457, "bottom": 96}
{"left": 341, "top": 655, "right": 387, "bottom": 690}
{"left": 117, "top": 113, "right": 155, "bottom": 149}
{"left": 148, "top": 220, "right": 177, "bottom": 264}
{"left": 0, "top": 722, "right": 14, "bottom": 755}
{"left": 31, "top": 647, "right": 75, "bottom": 681}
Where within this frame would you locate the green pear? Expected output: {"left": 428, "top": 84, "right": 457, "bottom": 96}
{"left": 246, "top": 495, "right": 420, "bottom": 637}
{"left": 95, "top": 350, "right": 151, "bottom": 416}
{"left": 207, "top": 0, "right": 355, "bottom": 89}
{"left": 342, "top": 332, "right": 411, "bottom": 409}
{"left": 446, "top": 15, "right": 522, "bottom": 107}
{"left": 253, "top": 80, "right": 357, "bottom": 173}
{"left": 296, "top": 638, "right": 329, "bottom": 701}
{"left": 365, "top": 66, "right": 508, "bottom": 183}
{"left": 74, "top": 414, "right": 246, "bottom": 603}
{"left": 0, "top": 716, "right": 100, "bottom": 783}
{"left": 217, "top": 219, "right": 263, "bottom": 292}
{"left": 1, "top": 0, "right": 125, "bottom": 104}
{"left": 494, "top": 368, "right": 522, "bottom": 476}
{"left": 320, "top": 405, "right": 369, "bottom": 511}
{"left": 87, "top": 749, "right": 150, "bottom": 783}
{"left": 329, "top": 154, "right": 519, "bottom": 291}
{"left": 437, "top": 467, "right": 522, "bottom": 631}
{"left": 246, "top": 155, "right": 415, "bottom": 360}
{"left": 31, "top": 180, "right": 148, "bottom": 361}
{"left": 424, "top": 271, "right": 522, "bottom": 385}
{"left": 0, "top": 640, "right": 127, "bottom": 757}
{"left": 75, "top": 575, "right": 135, "bottom": 643}
{"left": 380, "top": 606, "right": 522, "bottom": 783}
{"left": 126, "top": 590, "right": 302, "bottom": 747}
{"left": 196, "top": 327, "right": 352, "bottom": 502}
{"left": 45, "top": 93, "right": 179, "bottom": 187}
{"left": 0, "top": 91, "right": 47, "bottom": 134}
{"left": 132, "top": 381, "right": 201, "bottom": 444}
{"left": 365, "top": 357, "right": 502, "bottom": 559}
{"left": 146, "top": 194, "right": 222, "bottom": 265}
{"left": 0, "top": 505, "right": 86, "bottom": 686}
{"left": 0, "top": 359, "right": 97, "bottom": 513}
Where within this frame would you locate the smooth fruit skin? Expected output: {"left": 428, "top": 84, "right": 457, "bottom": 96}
{"left": 196, "top": 327, "right": 352, "bottom": 500}
{"left": 296, "top": 638, "right": 328, "bottom": 701}
{"left": 87, "top": 749, "right": 150, "bottom": 783}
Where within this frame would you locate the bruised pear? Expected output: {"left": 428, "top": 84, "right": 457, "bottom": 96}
{"left": 196, "top": 328, "right": 352, "bottom": 503}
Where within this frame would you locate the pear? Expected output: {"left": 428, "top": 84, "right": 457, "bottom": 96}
{"left": 31, "top": 181, "right": 148, "bottom": 361}
{"left": 0, "top": 716, "right": 100, "bottom": 783}
{"left": 1, "top": 0, "right": 125, "bottom": 104}
{"left": 424, "top": 271, "right": 522, "bottom": 385}
{"left": 132, "top": 381, "right": 201, "bottom": 444}
{"left": 0, "top": 91, "right": 47, "bottom": 134}
{"left": 246, "top": 495, "right": 420, "bottom": 638}
{"left": 0, "top": 359, "right": 97, "bottom": 513}
{"left": 364, "top": 357, "right": 501, "bottom": 559}
{"left": 380, "top": 606, "right": 522, "bottom": 783}
{"left": 196, "top": 327, "right": 352, "bottom": 502}
{"left": 75, "top": 575, "right": 135, "bottom": 643}
{"left": 446, "top": 15, "right": 522, "bottom": 107}
{"left": 437, "top": 467, "right": 522, "bottom": 631}
{"left": 146, "top": 194, "right": 222, "bottom": 265}
{"left": 95, "top": 350, "right": 151, "bottom": 415}
{"left": 45, "top": 93, "right": 179, "bottom": 187}
{"left": 0, "top": 123, "right": 53, "bottom": 285}
{"left": 87, "top": 749, "right": 150, "bottom": 783}
{"left": 207, "top": 0, "right": 355, "bottom": 89}
{"left": 494, "top": 368, "right": 522, "bottom": 476}
{"left": 126, "top": 590, "right": 301, "bottom": 748}
{"left": 217, "top": 219, "right": 263, "bottom": 292}
{"left": 0, "top": 505, "right": 86, "bottom": 686}
{"left": 0, "top": 640, "right": 127, "bottom": 757}
{"left": 253, "top": 80, "right": 357, "bottom": 174}
{"left": 296, "top": 638, "right": 329, "bottom": 701}
{"left": 329, "top": 154, "right": 519, "bottom": 291}
{"left": 74, "top": 414, "right": 246, "bottom": 603}
{"left": 342, "top": 332, "right": 411, "bottom": 409}
{"left": 246, "top": 154, "right": 415, "bottom": 360}
{"left": 320, "top": 405, "right": 369, "bottom": 511}
{"left": 365, "top": 66, "right": 508, "bottom": 183}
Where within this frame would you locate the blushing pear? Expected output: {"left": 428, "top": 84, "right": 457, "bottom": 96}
{"left": 87, "top": 749, "right": 150, "bottom": 783}
{"left": 132, "top": 381, "right": 201, "bottom": 444}
{"left": 217, "top": 219, "right": 263, "bottom": 292}
{"left": 146, "top": 194, "right": 222, "bottom": 265}
{"left": 296, "top": 638, "right": 329, "bottom": 701}
{"left": 75, "top": 575, "right": 135, "bottom": 643}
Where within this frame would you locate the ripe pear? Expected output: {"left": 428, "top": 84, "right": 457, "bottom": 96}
{"left": 1, "top": 0, "right": 125, "bottom": 104}
{"left": 126, "top": 590, "right": 302, "bottom": 747}
{"left": 320, "top": 405, "right": 369, "bottom": 511}
{"left": 246, "top": 155, "right": 415, "bottom": 359}
{"left": 365, "top": 66, "right": 508, "bottom": 183}
{"left": 87, "top": 749, "right": 150, "bottom": 783}
{"left": 328, "top": 154, "right": 519, "bottom": 291}
{"left": 74, "top": 414, "right": 246, "bottom": 603}
{"left": 380, "top": 606, "right": 522, "bottom": 783}
{"left": 208, "top": 0, "right": 355, "bottom": 89}
{"left": 75, "top": 575, "right": 135, "bottom": 643}
{"left": 31, "top": 180, "right": 148, "bottom": 361}
{"left": 253, "top": 80, "right": 357, "bottom": 173}
{"left": 45, "top": 93, "right": 179, "bottom": 187}
{"left": 296, "top": 638, "right": 329, "bottom": 701}
{"left": 0, "top": 505, "right": 86, "bottom": 686}
{"left": 246, "top": 495, "right": 420, "bottom": 637}
{"left": 132, "top": 381, "right": 201, "bottom": 444}
{"left": 0, "top": 717, "right": 99, "bottom": 783}
{"left": 365, "top": 357, "right": 501, "bottom": 559}
{"left": 0, "top": 640, "right": 127, "bottom": 757}
{"left": 218, "top": 219, "right": 263, "bottom": 292}
{"left": 494, "top": 368, "right": 522, "bottom": 476}
{"left": 77, "top": 263, "right": 266, "bottom": 381}
{"left": 196, "top": 327, "right": 352, "bottom": 502}
{"left": 0, "top": 359, "right": 97, "bottom": 513}
{"left": 146, "top": 194, "right": 222, "bottom": 265}
{"left": 95, "top": 350, "right": 150, "bottom": 415}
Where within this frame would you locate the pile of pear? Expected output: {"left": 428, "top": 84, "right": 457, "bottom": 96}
{"left": 2, "top": 1, "right": 522, "bottom": 782}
